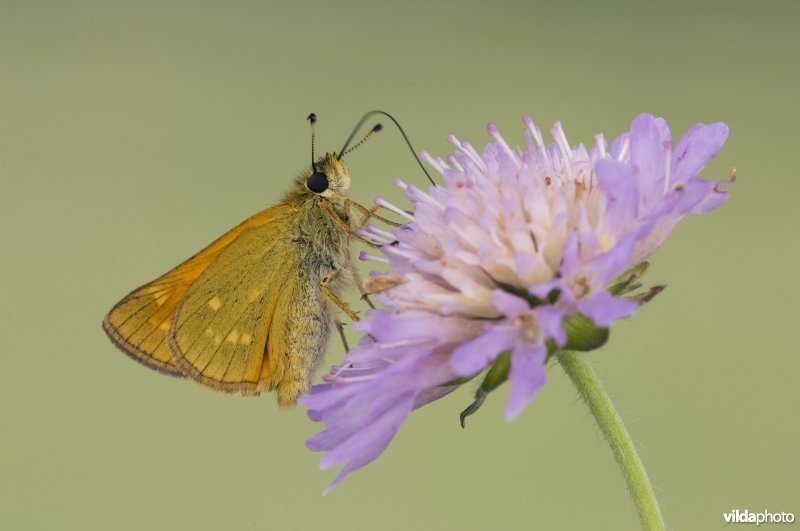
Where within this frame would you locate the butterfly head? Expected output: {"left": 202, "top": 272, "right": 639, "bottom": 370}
{"left": 305, "top": 153, "right": 350, "bottom": 198}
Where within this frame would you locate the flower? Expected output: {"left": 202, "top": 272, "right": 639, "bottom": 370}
{"left": 301, "top": 114, "right": 731, "bottom": 492}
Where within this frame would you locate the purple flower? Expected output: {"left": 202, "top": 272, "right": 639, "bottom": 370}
{"left": 301, "top": 114, "right": 731, "bottom": 492}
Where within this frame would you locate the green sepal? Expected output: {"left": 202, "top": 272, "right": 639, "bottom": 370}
{"left": 442, "top": 374, "right": 479, "bottom": 387}
{"left": 459, "top": 388, "right": 487, "bottom": 428}
{"left": 562, "top": 313, "right": 609, "bottom": 351}
{"left": 479, "top": 350, "right": 511, "bottom": 393}
{"left": 459, "top": 350, "right": 511, "bottom": 427}
{"left": 608, "top": 262, "right": 650, "bottom": 296}
{"left": 627, "top": 284, "right": 666, "bottom": 304}
{"left": 496, "top": 282, "right": 561, "bottom": 308}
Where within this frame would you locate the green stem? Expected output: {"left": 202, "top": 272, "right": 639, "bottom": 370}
{"left": 556, "top": 350, "right": 666, "bottom": 531}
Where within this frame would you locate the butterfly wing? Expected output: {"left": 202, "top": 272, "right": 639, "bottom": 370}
{"left": 166, "top": 217, "right": 303, "bottom": 395}
{"left": 103, "top": 275, "right": 187, "bottom": 377}
{"left": 102, "top": 205, "right": 297, "bottom": 381}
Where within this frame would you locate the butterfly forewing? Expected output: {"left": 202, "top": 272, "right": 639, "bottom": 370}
{"left": 103, "top": 204, "right": 298, "bottom": 389}
{"left": 102, "top": 278, "right": 187, "bottom": 376}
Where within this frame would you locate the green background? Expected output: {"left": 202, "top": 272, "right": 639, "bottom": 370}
{"left": 2, "top": 1, "right": 798, "bottom": 529}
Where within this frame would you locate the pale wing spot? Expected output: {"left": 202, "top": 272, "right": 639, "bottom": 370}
{"left": 208, "top": 296, "right": 222, "bottom": 311}
{"left": 213, "top": 334, "right": 222, "bottom": 346}
{"left": 158, "top": 320, "right": 170, "bottom": 331}
{"left": 240, "top": 333, "right": 252, "bottom": 345}
{"left": 144, "top": 285, "right": 168, "bottom": 295}
{"left": 246, "top": 287, "right": 264, "bottom": 302}
{"left": 155, "top": 294, "right": 169, "bottom": 306}
{"left": 204, "top": 327, "right": 214, "bottom": 338}
{"left": 225, "top": 329, "right": 240, "bottom": 344}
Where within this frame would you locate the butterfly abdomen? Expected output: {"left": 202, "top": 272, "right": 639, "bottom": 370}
{"left": 272, "top": 202, "right": 355, "bottom": 405}
{"left": 273, "top": 273, "right": 336, "bottom": 406}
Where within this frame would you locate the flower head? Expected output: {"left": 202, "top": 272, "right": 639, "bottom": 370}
{"left": 302, "top": 114, "right": 731, "bottom": 492}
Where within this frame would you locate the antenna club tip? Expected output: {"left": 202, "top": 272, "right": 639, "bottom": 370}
{"left": 307, "top": 113, "right": 317, "bottom": 123}
{"left": 372, "top": 123, "right": 383, "bottom": 132}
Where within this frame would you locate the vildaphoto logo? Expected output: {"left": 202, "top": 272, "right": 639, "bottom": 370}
{"left": 723, "top": 509, "right": 795, "bottom": 525}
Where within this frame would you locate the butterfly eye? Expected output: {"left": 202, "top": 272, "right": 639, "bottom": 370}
{"left": 306, "top": 172, "right": 329, "bottom": 194}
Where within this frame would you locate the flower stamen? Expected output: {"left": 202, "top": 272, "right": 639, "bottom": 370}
{"left": 616, "top": 135, "right": 630, "bottom": 161}
{"left": 374, "top": 197, "right": 415, "bottom": 221}
{"left": 488, "top": 122, "right": 521, "bottom": 168}
{"left": 447, "top": 134, "right": 485, "bottom": 171}
{"left": 595, "top": 133, "right": 607, "bottom": 158}
{"left": 420, "top": 150, "right": 447, "bottom": 173}
{"left": 551, "top": 121, "right": 575, "bottom": 181}
{"left": 356, "top": 228, "right": 393, "bottom": 245}
{"left": 359, "top": 251, "right": 389, "bottom": 264}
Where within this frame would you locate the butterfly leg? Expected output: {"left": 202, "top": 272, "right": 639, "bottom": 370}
{"left": 322, "top": 269, "right": 378, "bottom": 349}
{"left": 320, "top": 267, "right": 378, "bottom": 343}
{"left": 346, "top": 201, "right": 406, "bottom": 260}
{"left": 318, "top": 200, "right": 381, "bottom": 249}
{"left": 320, "top": 267, "right": 360, "bottom": 322}
{"left": 342, "top": 201, "right": 396, "bottom": 310}
{"left": 335, "top": 320, "right": 351, "bottom": 352}
{"left": 346, "top": 198, "right": 402, "bottom": 228}
{"left": 344, "top": 256, "right": 376, "bottom": 310}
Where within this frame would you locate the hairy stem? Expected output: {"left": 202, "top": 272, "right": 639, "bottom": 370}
{"left": 557, "top": 350, "right": 666, "bottom": 531}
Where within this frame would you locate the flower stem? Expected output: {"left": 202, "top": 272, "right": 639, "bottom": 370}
{"left": 556, "top": 350, "right": 666, "bottom": 531}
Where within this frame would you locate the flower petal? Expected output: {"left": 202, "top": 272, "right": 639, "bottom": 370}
{"left": 584, "top": 233, "right": 637, "bottom": 288}
{"left": 671, "top": 122, "right": 729, "bottom": 185}
{"left": 595, "top": 158, "right": 639, "bottom": 234}
{"left": 320, "top": 392, "right": 415, "bottom": 494}
{"left": 450, "top": 328, "right": 515, "bottom": 377}
{"left": 505, "top": 345, "right": 547, "bottom": 421}
{"left": 491, "top": 289, "right": 530, "bottom": 317}
{"left": 535, "top": 305, "right": 566, "bottom": 346}
{"left": 629, "top": 114, "right": 665, "bottom": 187}
{"left": 576, "top": 291, "right": 639, "bottom": 327}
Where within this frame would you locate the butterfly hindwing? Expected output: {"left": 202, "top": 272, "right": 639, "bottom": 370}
{"left": 166, "top": 218, "right": 301, "bottom": 395}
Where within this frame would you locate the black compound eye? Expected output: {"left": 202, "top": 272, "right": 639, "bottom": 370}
{"left": 306, "top": 172, "right": 329, "bottom": 193}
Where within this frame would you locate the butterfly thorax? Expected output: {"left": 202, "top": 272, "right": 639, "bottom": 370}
{"left": 281, "top": 153, "right": 354, "bottom": 294}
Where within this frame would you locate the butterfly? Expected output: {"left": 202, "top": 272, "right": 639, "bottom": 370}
{"left": 102, "top": 111, "right": 430, "bottom": 406}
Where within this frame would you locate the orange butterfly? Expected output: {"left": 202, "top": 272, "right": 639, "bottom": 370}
{"left": 103, "top": 113, "right": 408, "bottom": 406}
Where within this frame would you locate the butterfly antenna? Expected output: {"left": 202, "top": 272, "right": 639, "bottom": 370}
{"left": 339, "top": 110, "right": 436, "bottom": 186}
{"left": 307, "top": 113, "right": 318, "bottom": 172}
{"left": 342, "top": 123, "right": 383, "bottom": 156}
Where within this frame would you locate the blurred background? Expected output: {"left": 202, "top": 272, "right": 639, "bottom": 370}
{"left": 1, "top": 1, "right": 798, "bottom": 529}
